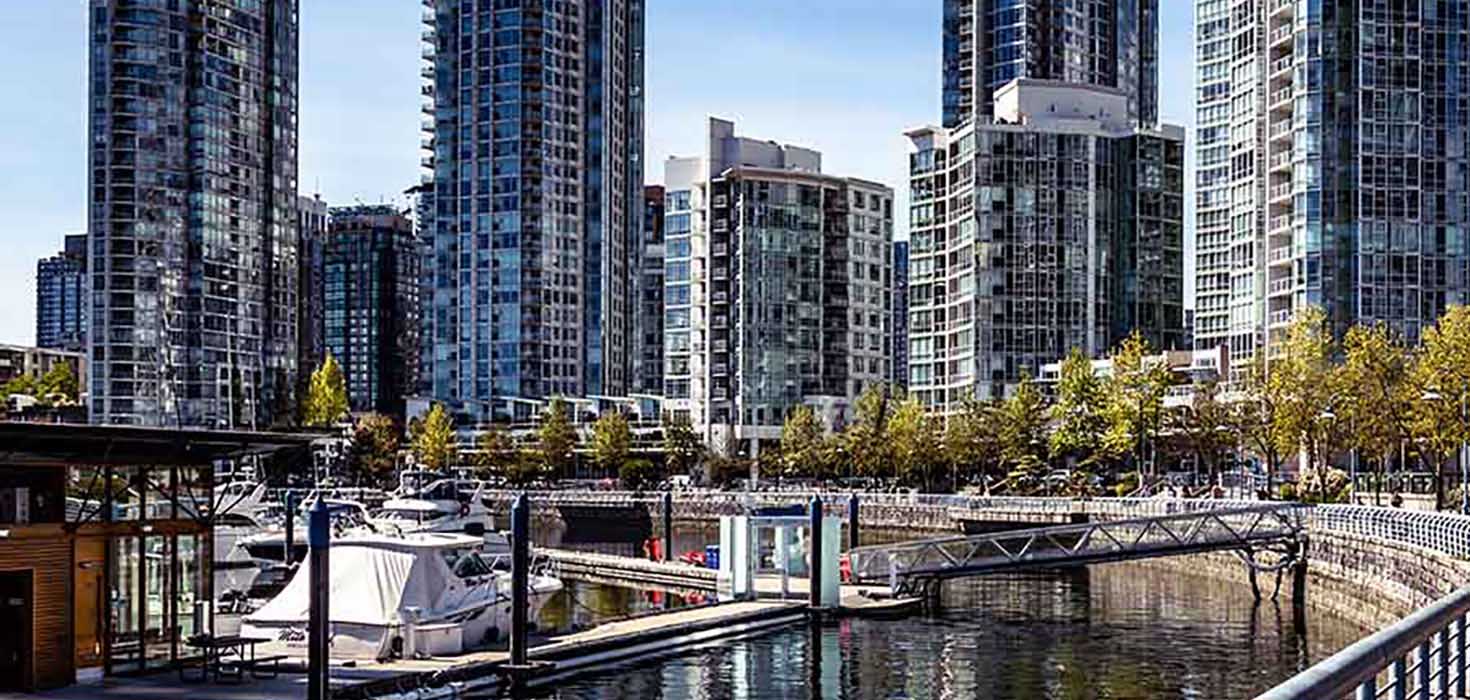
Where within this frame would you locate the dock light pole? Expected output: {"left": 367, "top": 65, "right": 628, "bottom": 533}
{"left": 847, "top": 494, "right": 859, "bottom": 551}
{"left": 510, "top": 493, "right": 530, "bottom": 667}
{"left": 662, "top": 491, "right": 674, "bottom": 562}
{"left": 809, "top": 496, "right": 823, "bottom": 612}
{"left": 307, "top": 497, "right": 331, "bottom": 700}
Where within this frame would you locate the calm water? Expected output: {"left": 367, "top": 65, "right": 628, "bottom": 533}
{"left": 517, "top": 523, "right": 1371, "bottom": 700}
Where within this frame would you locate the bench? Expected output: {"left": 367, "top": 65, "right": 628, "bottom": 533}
{"left": 236, "top": 654, "right": 289, "bottom": 680}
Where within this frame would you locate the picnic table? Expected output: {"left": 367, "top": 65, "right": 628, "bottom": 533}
{"left": 180, "top": 634, "right": 281, "bottom": 683}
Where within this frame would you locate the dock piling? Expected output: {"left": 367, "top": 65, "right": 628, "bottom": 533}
{"left": 510, "top": 493, "right": 530, "bottom": 667}
{"left": 284, "top": 491, "right": 297, "bottom": 564}
{"left": 810, "top": 496, "right": 823, "bottom": 612}
{"left": 307, "top": 497, "right": 330, "bottom": 700}
{"left": 847, "top": 494, "right": 859, "bottom": 551}
{"left": 663, "top": 491, "right": 674, "bottom": 563}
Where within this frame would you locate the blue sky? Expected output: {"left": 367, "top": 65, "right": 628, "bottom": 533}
{"left": 0, "top": 1, "right": 1195, "bottom": 345}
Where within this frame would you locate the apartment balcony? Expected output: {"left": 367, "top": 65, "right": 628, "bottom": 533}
{"left": 1269, "top": 149, "right": 1292, "bottom": 170}
{"left": 421, "top": 65, "right": 435, "bottom": 79}
{"left": 1270, "top": 0, "right": 1294, "bottom": 17}
{"left": 1269, "top": 88, "right": 1293, "bottom": 109}
{"left": 1270, "top": 55, "right": 1294, "bottom": 76}
{"left": 1267, "top": 245, "right": 1299, "bottom": 265}
{"left": 1268, "top": 24, "right": 1293, "bottom": 46}
{"left": 1269, "top": 181, "right": 1293, "bottom": 201}
{"left": 1268, "top": 308, "right": 1294, "bottom": 326}
{"left": 1269, "top": 119, "right": 1293, "bottom": 140}
{"left": 1267, "top": 277, "right": 1295, "bottom": 296}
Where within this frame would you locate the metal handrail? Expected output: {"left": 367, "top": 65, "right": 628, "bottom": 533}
{"left": 1255, "top": 585, "right": 1470, "bottom": 700}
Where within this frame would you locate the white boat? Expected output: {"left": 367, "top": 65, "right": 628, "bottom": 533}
{"left": 370, "top": 478, "right": 496, "bottom": 538}
{"left": 240, "top": 533, "right": 561, "bottom": 659}
{"left": 236, "top": 499, "right": 377, "bottom": 566}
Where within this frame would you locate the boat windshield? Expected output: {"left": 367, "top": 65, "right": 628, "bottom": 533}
{"left": 375, "top": 508, "right": 447, "bottom": 523}
{"left": 446, "top": 550, "right": 496, "bottom": 578}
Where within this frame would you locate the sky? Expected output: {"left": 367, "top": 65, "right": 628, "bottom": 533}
{"left": 0, "top": 1, "right": 1195, "bottom": 346}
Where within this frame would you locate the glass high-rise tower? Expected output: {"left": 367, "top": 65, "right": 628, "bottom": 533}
{"left": 1192, "top": 0, "right": 1470, "bottom": 363}
{"left": 422, "top": 0, "right": 645, "bottom": 421}
{"left": 944, "top": 0, "right": 1159, "bottom": 129}
{"left": 88, "top": 0, "right": 299, "bottom": 428}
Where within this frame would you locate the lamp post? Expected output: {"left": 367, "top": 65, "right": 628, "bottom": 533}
{"left": 1317, "top": 409, "right": 1336, "bottom": 502}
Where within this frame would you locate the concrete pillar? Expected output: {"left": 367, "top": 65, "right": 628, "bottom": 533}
{"left": 810, "top": 496, "right": 823, "bottom": 612}
{"left": 510, "top": 494, "right": 530, "bottom": 667}
{"left": 307, "top": 499, "right": 330, "bottom": 700}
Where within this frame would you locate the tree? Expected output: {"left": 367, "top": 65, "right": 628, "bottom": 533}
{"left": 350, "top": 413, "right": 401, "bottom": 487}
{"left": 779, "top": 405, "right": 825, "bottom": 479}
{"left": 998, "top": 374, "right": 1049, "bottom": 493}
{"left": 1049, "top": 349, "right": 1114, "bottom": 471}
{"left": 619, "top": 458, "right": 659, "bottom": 491}
{"left": 1270, "top": 307, "right": 1342, "bottom": 501}
{"left": 537, "top": 398, "right": 579, "bottom": 480}
{"left": 410, "top": 402, "right": 457, "bottom": 471}
{"left": 889, "top": 397, "right": 944, "bottom": 489}
{"left": 1229, "top": 354, "right": 1287, "bottom": 497}
{"left": 591, "top": 411, "right": 633, "bottom": 476}
{"left": 36, "top": 361, "right": 79, "bottom": 405}
{"left": 1410, "top": 305, "right": 1470, "bottom": 511}
{"left": 662, "top": 412, "right": 704, "bottom": 478}
{"left": 303, "top": 355, "right": 349, "bottom": 427}
{"left": 1167, "top": 380, "right": 1236, "bottom": 487}
{"left": 1339, "top": 323, "right": 1412, "bottom": 505}
{"left": 845, "top": 383, "right": 897, "bottom": 479}
{"left": 944, "top": 397, "right": 1003, "bottom": 491}
{"left": 1104, "top": 332, "right": 1173, "bottom": 475}
{"left": 471, "top": 425, "right": 518, "bottom": 480}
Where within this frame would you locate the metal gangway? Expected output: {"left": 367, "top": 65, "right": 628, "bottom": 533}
{"left": 847, "top": 504, "right": 1309, "bottom": 596}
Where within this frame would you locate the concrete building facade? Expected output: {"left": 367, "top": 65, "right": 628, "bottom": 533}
{"left": 665, "top": 118, "right": 894, "bottom": 456}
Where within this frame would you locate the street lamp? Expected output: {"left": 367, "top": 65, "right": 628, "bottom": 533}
{"left": 1423, "top": 390, "right": 1468, "bottom": 515}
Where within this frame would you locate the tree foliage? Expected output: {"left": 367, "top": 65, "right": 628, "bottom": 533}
{"left": 1166, "top": 379, "right": 1236, "bottom": 483}
{"left": 1049, "top": 348, "right": 1114, "bottom": 469}
{"left": 591, "top": 411, "right": 633, "bottom": 474}
{"left": 845, "top": 383, "right": 897, "bottom": 478}
{"left": 662, "top": 412, "right": 705, "bottom": 476}
{"left": 889, "top": 397, "right": 944, "bottom": 488}
{"left": 1103, "top": 332, "right": 1173, "bottom": 470}
{"left": 1269, "top": 307, "right": 1342, "bottom": 499}
{"left": 1339, "top": 323, "right": 1411, "bottom": 502}
{"left": 350, "top": 413, "right": 401, "bottom": 486}
{"left": 944, "top": 397, "right": 1003, "bottom": 489}
{"left": 410, "top": 402, "right": 457, "bottom": 471}
{"left": 303, "top": 355, "right": 350, "bottom": 427}
{"left": 2, "top": 361, "right": 81, "bottom": 407}
{"left": 999, "top": 375, "right": 1049, "bottom": 490}
{"left": 471, "top": 425, "right": 518, "bottom": 479}
{"left": 779, "top": 405, "right": 826, "bottom": 478}
{"left": 1409, "top": 306, "right": 1470, "bottom": 507}
{"left": 537, "top": 398, "right": 579, "bottom": 479}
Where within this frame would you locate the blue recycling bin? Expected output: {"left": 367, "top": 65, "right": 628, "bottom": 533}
{"left": 705, "top": 544, "right": 720, "bottom": 570}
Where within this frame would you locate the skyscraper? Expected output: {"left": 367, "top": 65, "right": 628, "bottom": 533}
{"left": 891, "top": 240, "right": 910, "bottom": 390}
{"left": 35, "top": 234, "right": 88, "bottom": 352}
{"left": 665, "top": 118, "right": 894, "bottom": 456}
{"left": 323, "top": 205, "right": 422, "bottom": 419}
{"left": 296, "top": 195, "right": 328, "bottom": 385}
{"left": 1192, "top": 0, "right": 1470, "bottom": 362}
{"left": 910, "top": 2, "right": 1184, "bottom": 410}
{"left": 943, "top": 0, "right": 1158, "bottom": 129}
{"left": 88, "top": 0, "right": 299, "bottom": 427}
{"left": 635, "top": 185, "right": 666, "bottom": 396}
{"left": 422, "top": 0, "right": 645, "bottom": 422}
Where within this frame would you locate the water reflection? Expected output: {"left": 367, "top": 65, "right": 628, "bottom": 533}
{"left": 522, "top": 561, "right": 1369, "bottom": 700}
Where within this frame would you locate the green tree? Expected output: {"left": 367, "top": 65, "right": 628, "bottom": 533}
{"left": 619, "top": 458, "right": 659, "bottom": 491}
{"left": 1166, "top": 380, "right": 1236, "bottom": 486}
{"left": 1, "top": 374, "right": 37, "bottom": 399}
{"left": 591, "top": 411, "right": 633, "bottom": 476}
{"left": 1049, "top": 349, "right": 1114, "bottom": 470}
{"left": 350, "top": 413, "right": 401, "bottom": 486}
{"left": 845, "top": 383, "right": 896, "bottom": 479}
{"left": 1410, "top": 305, "right": 1470, "bottom": 510}
{"left": 471, "top": 424, "right": 518, "bottom": 480}
{"left": 303, "top": 355, "right": 350, "bottom": 427}
{"left": 537, "top": 398, "right": 579, "bottom": 480}
{"left": 779, "top": 405, "right": 825, "bottom": 479}
{"left": 36, "top": 361, "right": 79, "bottom": 405}
{"left": 1229, "top": 354, "right": 1288, "bottom": 497}
{"left": 410, "top": 402, "right": 457, "bottom": 470}
{"left": 944, "top": 397, "right": 1002, "bottom": 492}
{"left": 504, "top": 450, "right": 544, "bottom": 486}
{"left": 1339, "top": 323, "right": 1412, "bottom": 505}
{"left": 999, "top": 374, "right": 1049, "bottom": 493}
{"left": 889, "top": 397, "right": 944, "bottom": 489}
{"left": 1104, "top": 332, "right": 1173, "bottom": 475}
{"left": 1270, "top": 307, "right": 1343, "bottom": 501}
{"left": 662, "top": 412, "right": 705, "bottom": 477}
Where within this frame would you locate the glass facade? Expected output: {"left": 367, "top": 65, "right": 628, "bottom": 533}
{"left": 323, "top": 205, "right": 423, "bottom": 419}
{"left": 635, "top": 185, "right": 665, "bottom": 395}
{"left": 943, "top": 0, "right": 1159, "bottom": 128}
{"left": 35, "top": 235, "right": 88, "bottom": 352}
{"left": 1193, "top": 0, "right": 1470, "bottom": 361}
{"left": 422, "top": 0, "right": 644, "bottom": 420}
{"left": 88, "top": 0, "right": 299, "bottom": 427}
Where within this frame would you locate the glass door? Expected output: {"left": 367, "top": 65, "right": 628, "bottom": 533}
{"left": 106, "top": 537, "right": 141, "bottom": 673}
{"left": 143, "top": 535, "right": 173, "bottom": 666}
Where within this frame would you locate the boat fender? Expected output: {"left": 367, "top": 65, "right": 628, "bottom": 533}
{"left": 459, "top": 501, "right": 471, "bottom": 517}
